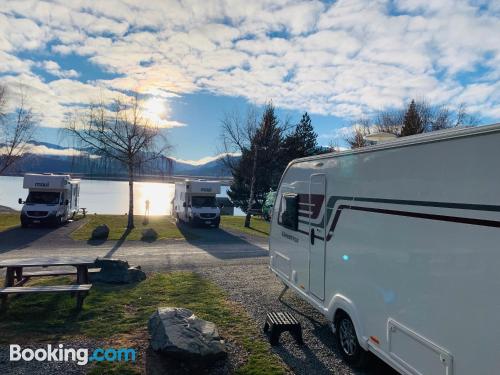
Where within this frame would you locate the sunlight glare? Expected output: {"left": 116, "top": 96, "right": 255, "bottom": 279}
{"left": 143, "top": 97, "right": 166, "bottom": 124}
{"left": 135, "top": 181, "right": 175, "bottom": 215}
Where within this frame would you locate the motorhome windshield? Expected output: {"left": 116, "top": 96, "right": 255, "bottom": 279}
{"left": 192, "top": 196, "right": 216, "bottom": 207}
{"left": 26, "top": 191, "right": 60, "bottom": 205}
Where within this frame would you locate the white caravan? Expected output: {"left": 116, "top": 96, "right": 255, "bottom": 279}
{"left": 269, "top": 124, "right": 500, "bottom": 375}
{"left": 19, "top": 173, "right": 80, "bottom": 227}
{"left": 173, "top": 180, "right": 221, "bottom": 227}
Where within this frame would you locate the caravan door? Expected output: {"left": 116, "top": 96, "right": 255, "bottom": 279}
{"left": 308, "top": 174, "right": 326, "bottom": 300}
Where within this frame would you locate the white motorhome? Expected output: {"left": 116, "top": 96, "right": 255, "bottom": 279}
{"left": 269, "top": 124, "right": 500, "bottom": 375}
{"left": 19, "top": 173, "right": 80, "bottom": 227}
{"left": 173, "top": 180, "right": 221, "bottom": 227}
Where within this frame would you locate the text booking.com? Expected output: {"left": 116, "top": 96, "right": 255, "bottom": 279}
{"left": 10, "top": 344, "right": 136, "bottom": 366}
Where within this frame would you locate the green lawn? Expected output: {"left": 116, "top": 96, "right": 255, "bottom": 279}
{"left": 0, "top": 213, "right": 20, "bottom": 232}
{"left": 70, "top": 214, "right": 190, "bottom": 241}
{"left": 0, "top": 272, "right": 286, "bottom": 375}
{"left": 220, "top": 216, "right": 270, "bottom": 237}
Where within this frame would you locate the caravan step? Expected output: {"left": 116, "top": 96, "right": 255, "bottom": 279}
{"left": 263, "top": 311, "right": 303, "bottom": 346}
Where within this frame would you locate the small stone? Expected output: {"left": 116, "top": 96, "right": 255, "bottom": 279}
{"left": 91, "top": 224, "right": 109, "bottom": 240}
{"left": 141, "top": 228, "right": 158, "bottom": 241}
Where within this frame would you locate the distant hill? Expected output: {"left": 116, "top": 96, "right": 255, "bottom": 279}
{"left": 5, "top": 142, "right": 238, "bottom": 178}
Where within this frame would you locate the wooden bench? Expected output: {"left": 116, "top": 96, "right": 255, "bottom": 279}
{"left": 22, "top": 268, "right": 101, "bottom": 278}
{"left": 263, "top": 311, "right": 303, "bottom": 346}
{"left": 0, "top": 284, "right": 92, "bottom": 310}
{"left": 13, "top": 268, "right": 101, "bottom": 287}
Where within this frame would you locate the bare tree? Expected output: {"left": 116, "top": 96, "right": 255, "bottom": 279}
{"left": 374, "top": 110, "right": 404, "bottom": 135}
{"left": 219, "top": 107, "right": 258, "bottom": 173}
{"left": 344, "top": 120, "right": 372, "bottom": 149}
{"left": 66, "top": 94, "right": 169, "bottom": 229}
{"left": 327, "top": 140, "right": 341, "bottom": 153}
{"left": 0, "top": 84, "right": 36, "bottom": 175}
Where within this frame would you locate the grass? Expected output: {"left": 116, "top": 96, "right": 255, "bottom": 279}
{"left": 220, "top": 216, "right": 270, "bottom": 237}
{"left": 0, "top": 272, "right": 286, "bottom": 375}
{"left": 70, "top": 214, "right": 190, "bottom": 241}
{"left": 0, "top": 212, "right": 20, "bottom": 232}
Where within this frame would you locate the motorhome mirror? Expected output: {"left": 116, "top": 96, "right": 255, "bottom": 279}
{"left": 183, "top": 202, "right": 186, "bottom": 207}
{"left": 65, "top": 199, "right": 69, "bottom": 205}
{"left": 18, "top": 198, "right": 22, "bottom": 204}
{"left": 219, "top": 203, "right": 224, "bottom": 208}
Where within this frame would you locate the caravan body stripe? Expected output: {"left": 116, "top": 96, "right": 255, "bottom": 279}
{"left": 290, "top": 194, "right": 500, "bottom": 242}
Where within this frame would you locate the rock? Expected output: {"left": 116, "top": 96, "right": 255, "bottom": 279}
{"left": 90, "top": 258, "right": 147, "bottom": 283}
{"left": 91, "top": 224, "right": 109, "bottom": 240}
{"left": 128, "top": 266, "right": 147, "bottom": 282}
{"left": 141, "top": 228, "right": 158, "bottom": 242}
{"left": 148, "top": 307, "right": 226, "bottom": 361}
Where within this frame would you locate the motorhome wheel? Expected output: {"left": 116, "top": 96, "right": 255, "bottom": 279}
{"left": 335, "top": 313, "right": 367, "bottom": 368}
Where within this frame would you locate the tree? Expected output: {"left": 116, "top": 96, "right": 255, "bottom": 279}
{"left": 283, "top": 112, "right": 318, "bottom": 159}
{"left": 401, "top": 100, "right": 424, "bottom": 136}
{"left": 344, "top": 120, "right": 372, "bottom": 149}
{"left": 221, "top": 102, "right": 284, "bottom": 227}
{"left": 220, "top": 107, "right": 258, "bottom": 177}
{"left": 0, "top": 84, "right": 36, "bottom": 175}
{"left": 66, "top": 94, "right": 169, "bottom": 229}
{"left": 336, "top": 98, "right": 479, "bottom": 149}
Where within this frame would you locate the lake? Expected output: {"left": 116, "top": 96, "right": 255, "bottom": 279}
{"left": 0, "top": 176, "right": 242, "bottom": 216}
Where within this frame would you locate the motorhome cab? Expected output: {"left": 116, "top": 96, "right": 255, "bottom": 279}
{"left": 269, "top": 124, "right": 500, "bottom": 375}
{"left": 19, "top": 173, "right": 80, "bottom": 227}
{"left": 173, "top": 180, "right": 221, "bottom": 228}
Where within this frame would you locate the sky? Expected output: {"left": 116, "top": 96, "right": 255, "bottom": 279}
{"left": 0, "top": 0, "right": 499, "bottom": 162}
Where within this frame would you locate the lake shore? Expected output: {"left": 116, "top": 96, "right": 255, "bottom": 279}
{"left": 0, "top": 205, "right": 16, "bottom": 213}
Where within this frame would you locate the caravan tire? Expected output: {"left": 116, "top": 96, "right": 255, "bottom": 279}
{"left": 335, "top": 312, "right": 368, "bottom": 368}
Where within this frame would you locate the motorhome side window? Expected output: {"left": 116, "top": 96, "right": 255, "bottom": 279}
{"left": 279, "top": 192, "right": 299, "bottom": 231}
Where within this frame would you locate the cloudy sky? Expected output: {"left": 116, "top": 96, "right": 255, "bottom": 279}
{"left": 1, "top": 0, "right": 499, "bottom": 161}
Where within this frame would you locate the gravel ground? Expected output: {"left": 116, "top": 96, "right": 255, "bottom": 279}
{"left": 197, "top": 263, "right": 399, "bottom": 375}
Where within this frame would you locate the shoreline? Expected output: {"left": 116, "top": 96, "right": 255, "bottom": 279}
{"left": 0, "top": 205, "right": 16, "bottom": 213}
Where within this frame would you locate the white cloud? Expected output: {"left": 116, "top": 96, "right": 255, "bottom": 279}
{"left": 36, "top": 60, "right": 80, "bottom": 78}
{"left": 0, "top": 0, "right": 498, "bottom": 131}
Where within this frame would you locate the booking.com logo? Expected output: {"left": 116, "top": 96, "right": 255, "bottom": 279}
{"left": 10, "top": 344, "right": 136, "bottom": 366}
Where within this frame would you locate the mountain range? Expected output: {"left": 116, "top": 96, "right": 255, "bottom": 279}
{"left": 8, "top": 141, "right": 237, "bottom": 178}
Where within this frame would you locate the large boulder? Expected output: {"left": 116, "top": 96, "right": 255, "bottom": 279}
{"left": 91, "top": 224, "right": 109, "bottom": 240}
{"left": 148, "top": 307, "right": 226, "bottom": 361}
{"left": 90, "top": 258, "right": 146, "bottom": 283}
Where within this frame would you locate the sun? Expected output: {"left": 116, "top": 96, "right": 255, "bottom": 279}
{"left": 143, "top": 97, "right": 166, "bottom": 123}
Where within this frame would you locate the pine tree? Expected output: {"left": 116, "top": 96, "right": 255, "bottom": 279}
{"left": 226, "top": 102, "right": 284, "bottom": 226}
{"left": 401, "top": 100, "right": 424, "bottom": 136}
{"left": 294, "top": 112, "right": 318, "bottom": 157}
{"left": 282, "top": 112, "right": 319, "bottom": 162}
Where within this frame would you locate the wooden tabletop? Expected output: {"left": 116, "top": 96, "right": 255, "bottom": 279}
{"left": 0, "top": 256, "right": 96, "bottom": 268}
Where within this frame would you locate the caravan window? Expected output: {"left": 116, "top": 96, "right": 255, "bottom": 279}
{"left": 26, "top": 191, "right": 60, "bottom": 205}
{"left": 192, "top": 196, "right": 216, "bottom": 208}
{"left": 278, "top": 193, "right": 299, "bottom": 231}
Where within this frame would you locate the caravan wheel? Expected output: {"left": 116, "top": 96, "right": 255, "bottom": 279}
{"left": 335, "top": 313, "right": 368, "bottom": 368}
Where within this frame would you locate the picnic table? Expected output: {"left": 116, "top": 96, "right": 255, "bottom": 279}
{"left": 0, "top": 256, "right": 97, "bottom": 310}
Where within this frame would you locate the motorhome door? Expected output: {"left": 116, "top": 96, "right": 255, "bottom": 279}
{"left": 308, "top": 174, "right": 326, "bottom": 300}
